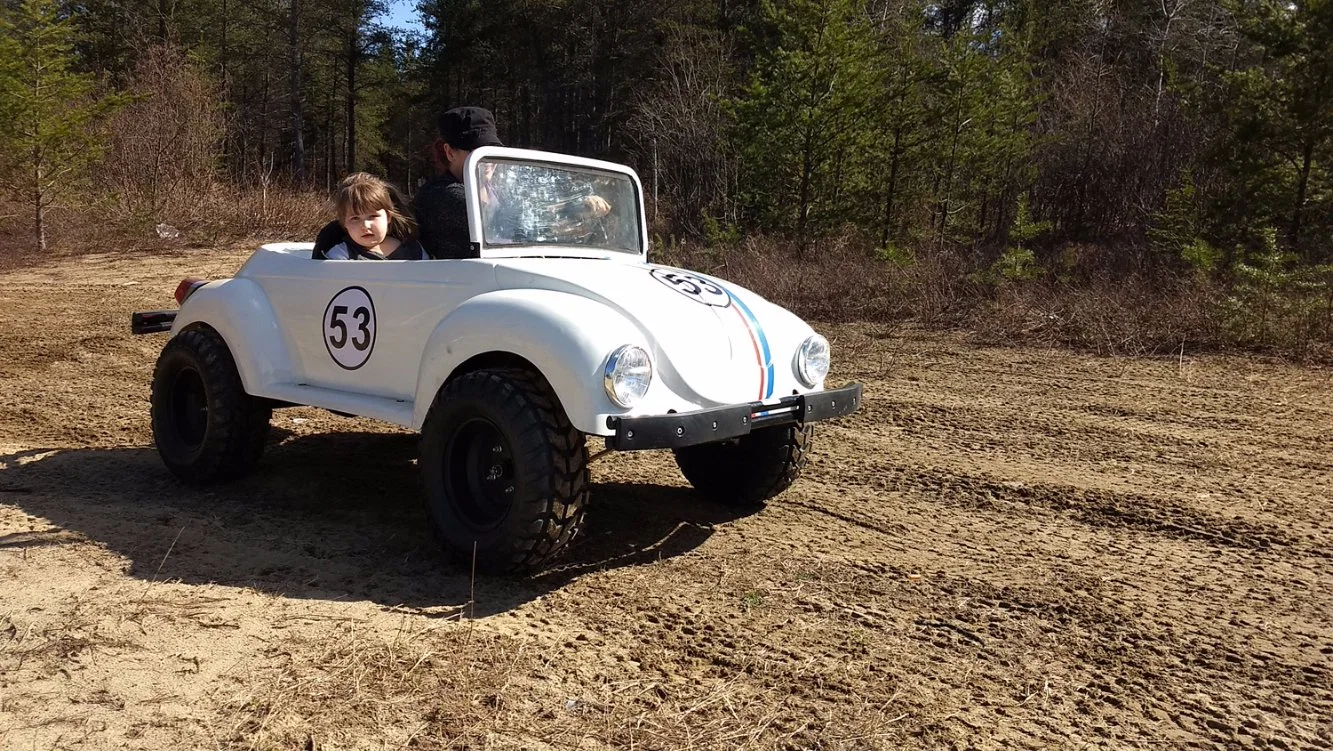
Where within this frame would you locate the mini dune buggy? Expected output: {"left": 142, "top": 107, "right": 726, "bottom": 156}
{"left": 132, "top": 147, "right": 863, "bottom": 574}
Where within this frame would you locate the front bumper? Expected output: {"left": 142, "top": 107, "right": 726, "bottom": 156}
{"left": 605, "top": 383, "right": 862, "bottom": 451}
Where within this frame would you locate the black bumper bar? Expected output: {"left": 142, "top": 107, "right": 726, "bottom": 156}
{"left": 605, "top": 383, "right": 862, "bottom": 451}
{"left": 131, "top": 310, "right": 177, "bottom": 334}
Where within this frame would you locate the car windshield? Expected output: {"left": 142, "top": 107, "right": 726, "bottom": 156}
{"left": 477, "top": 158, "right": 641, "bottom": 254}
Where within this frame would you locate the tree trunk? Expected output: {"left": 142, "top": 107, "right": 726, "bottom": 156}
{"left": 521, "top": 84, "right": 532, "bottom": 146}
{"left": 33, "top": 156, "right": 46, "bottom": 253}
{"left": 938, "top": 93, "right": 964, "bottom": 245}
{"left": 259, "top": 71, "right": 271, "bottom": 172}
{"left": 156, "top": 0, "right": 172, "bottom": 41}
{"left": 288, "top": 0, "right": 305, "bottom": 181}
{"left": 1292, "top": 139, "right": 1314, "bottom": 258}
{"left": 220, "top": 0, "right": 228, "bottom": 81}
{"left": 345, "top": 26, "right": 358, "bottom": 172}
{"left": 325, "top": 68, "right": 335, "bottom": 188}
{"left": 831, "top": 148, "right": 845, "bottom": 207}
{"left": 881, "top": 130, "right": 902, "bottom": 248}
{"left": 219, "top": 0, "right": 233, "bottom": 174}
{"left": 797, "top": 121, "right": 816, "bottom": 256}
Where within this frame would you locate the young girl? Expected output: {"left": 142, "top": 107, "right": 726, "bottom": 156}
{"left": 321, "top": 173, "right": 424, "bottom": 260}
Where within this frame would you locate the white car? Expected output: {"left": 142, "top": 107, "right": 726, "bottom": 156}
{"left": 132, "top": 147, "right": 863, "bottom": 574}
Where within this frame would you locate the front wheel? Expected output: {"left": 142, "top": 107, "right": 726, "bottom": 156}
{"left": 673, "top": 423, "right": 812, "bottom": 507}
{"left": 419, "top": 368, "right": 589, "bottom": 575}
{"left": 150, "top": 326, "right": 271, "bottom": 484}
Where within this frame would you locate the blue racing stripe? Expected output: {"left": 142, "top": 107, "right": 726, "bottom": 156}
{"left": 722, "top": 285, "right": 775, "bottom": 399}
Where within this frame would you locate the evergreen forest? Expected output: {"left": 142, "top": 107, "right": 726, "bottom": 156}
{"left": 1, "top": 0, "right": 1330, "bottom": 356}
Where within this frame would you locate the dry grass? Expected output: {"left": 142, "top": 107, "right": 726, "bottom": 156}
{"left": 0, "top": 605, "right": 138, "bottom": 689}
{"left": 2, "top": 191, "right": 1327, "bottom": 362}
{"left": 973, "top": 272, "right": 1223, "bottom": 358}
{"left": 660, "top": 236, "right": 1333, "bottom": 363}
{"left": 209, "top": 617, "right": 906, "bottom": 749}
{"left": 655, "top": 234, "right": 974, "bottom": 326}
{"left": 0, "top": 185, "right": 327, "bottom": 265}
{"left": 214, "top": 622, "right": 527, "bottom": 749}
{"left": 205, "top": 556, "right": 930, "bottom": 750}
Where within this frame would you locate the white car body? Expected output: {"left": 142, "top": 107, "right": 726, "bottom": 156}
{"left": 166, "top": 147, "right": 849, "bottom": 442}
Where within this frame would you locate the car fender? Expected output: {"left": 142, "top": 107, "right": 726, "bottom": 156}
{"left": 414, "top": 289, "right": 645, "bottom": 434}
{"left": 171, "top": 278, "right": 294, "bottom": 393}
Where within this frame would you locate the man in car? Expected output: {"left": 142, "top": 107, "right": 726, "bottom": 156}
{"left": 426, "top": 106, "right": 620, "bottom": 253}
{"left": 415, "top": 106, "right": 505, "bottom": 259}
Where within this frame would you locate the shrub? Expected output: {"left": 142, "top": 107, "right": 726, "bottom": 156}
{"left": 101, "top": 44, "right": 225, "bottom": 227}
{"left": 1222, "top": 228, "right": 1333, "bottom": 357}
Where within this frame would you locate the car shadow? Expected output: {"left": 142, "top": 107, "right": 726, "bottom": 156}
{"left": 0, "top": 433, "right": 754, "bottom": 617}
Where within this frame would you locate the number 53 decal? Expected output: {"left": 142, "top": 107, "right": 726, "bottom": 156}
{"left": 650, "top": 268, "right": 731, "bottom": 307}
{"left": 323, "top": 286, "right": 376, "bottom": 370}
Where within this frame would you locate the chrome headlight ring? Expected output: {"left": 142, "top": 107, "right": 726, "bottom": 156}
{"left": 604, "top": 344, "right": 653, "bottom": 408}
{"left": 795, "top": 334, "right": 830, "bottom": 388}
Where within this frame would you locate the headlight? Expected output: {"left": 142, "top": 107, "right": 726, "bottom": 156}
{"left": 795, "top": 334, "right": 830, "bottom": 387}
{"left": 604, "top": 345, "right": 652, "bottom": 408}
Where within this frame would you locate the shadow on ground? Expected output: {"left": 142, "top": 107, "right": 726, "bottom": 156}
{"left": 0, "top": 432, "right": 751, "bottom": 616}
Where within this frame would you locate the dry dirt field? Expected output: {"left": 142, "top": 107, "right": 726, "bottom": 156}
{"left": 1, "top": 248, "right": 1330, "bottom": 750}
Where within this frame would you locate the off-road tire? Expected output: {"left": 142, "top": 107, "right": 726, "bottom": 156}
{"left": 673, "top": 423, "right": 812, "bottom": 507}
{"left": 150, "top": 326, "right": 271, "bottom": 484}
{"left": 420, "top": 368, "right": 589, "bottom": 575}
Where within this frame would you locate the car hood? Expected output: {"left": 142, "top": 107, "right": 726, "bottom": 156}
{"left": 492, "top": 258, "right": 810, "bottom": 405}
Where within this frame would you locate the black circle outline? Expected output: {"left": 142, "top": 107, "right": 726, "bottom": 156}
{"left": 323, "top": 285, "right": 377, "bottom": 370}
{"left": 649, "top": 267, "right": 731, "bottom": 308}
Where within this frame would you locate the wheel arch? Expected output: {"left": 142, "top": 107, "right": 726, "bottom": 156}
{"left": 446, "top": 351, "right": 541, "bottom": 384}
{"left": 413, "top": 289, "right": 646, "bottom": 434}
{"left": 170, "top": 278, "right": 294, "bottom": 395}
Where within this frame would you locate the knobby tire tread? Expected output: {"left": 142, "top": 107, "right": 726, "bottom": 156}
{"left": 151, "top": 326, "right": 271, "bottom": 484}
{"left": 421, "top": 367, "right": 588, "bottom": 574}
{"left": 674, "top": 423, "right": 811, "bottom": 506}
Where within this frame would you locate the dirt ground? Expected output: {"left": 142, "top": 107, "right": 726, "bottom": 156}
{"left": 0, "top": 247, "right": 1329, "bottom": 750}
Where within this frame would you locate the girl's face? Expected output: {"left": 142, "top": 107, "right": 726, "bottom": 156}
{"left": 341, "top": 207, "right": 390, "bottom": 249}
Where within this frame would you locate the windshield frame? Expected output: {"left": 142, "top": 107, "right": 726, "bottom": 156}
{"left": 464, "top": 147, "right": 648, "bottom": 262}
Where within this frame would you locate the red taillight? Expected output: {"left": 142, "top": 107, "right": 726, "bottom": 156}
{"left": 174, "top": 277, "right": 206, "bottom": 305}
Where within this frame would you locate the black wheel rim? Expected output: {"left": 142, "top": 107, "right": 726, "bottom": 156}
{"left": 443, "top": 417, "right": 516, "bottom": 531}
{"left": 170, "top": 367, "right": 208, "bottom": 450}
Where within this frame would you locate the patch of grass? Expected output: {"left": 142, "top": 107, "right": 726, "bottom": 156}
{"left": 741, "top": 589, "right": 767, "bottom": 612}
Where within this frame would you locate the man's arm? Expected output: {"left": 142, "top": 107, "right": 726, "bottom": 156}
{"left": 414, "top": 179, "right": 473, "bottom": 260}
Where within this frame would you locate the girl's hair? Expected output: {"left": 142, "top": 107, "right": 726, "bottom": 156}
{"left": 333, "top": 172, "right": 418, "bottom": 241}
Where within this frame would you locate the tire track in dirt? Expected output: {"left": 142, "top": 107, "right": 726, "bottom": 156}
{"left": 804, "top": 439, "right": 1305, "bottom": 553}
{"left": 899, "top": 465, "right": 1298, "bottom": 551}
{"left": 757, "top": 524, "right": 1333, "bottom": 750}
{"left": 766, "top": 339, "right": 1332, "bottom": 749}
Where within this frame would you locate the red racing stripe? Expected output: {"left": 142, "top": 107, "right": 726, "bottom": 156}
{"left": 729, "top": 299, "right": 765, "bottom": 399}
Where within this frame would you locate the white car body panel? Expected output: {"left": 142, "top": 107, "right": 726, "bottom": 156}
{"left": 167, "top": 150, "right": 829, "bottom": 437}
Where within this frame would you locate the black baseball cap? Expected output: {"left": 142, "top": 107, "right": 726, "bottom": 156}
{"left": 437, "top": 106, "right": 503, "bottom": 150}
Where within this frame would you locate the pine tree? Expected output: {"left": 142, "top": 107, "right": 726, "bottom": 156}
{"left": 867, "top": 6, "right": 937, "bottom": 248}
{"left": 1214, "top": 0, "right": 1333, "bottom": 262}
{"left": 0, "top": 0, "right": 124, "bottom": 251}
{"left": 729, "top": 0, "right": 879, "bottom": 251}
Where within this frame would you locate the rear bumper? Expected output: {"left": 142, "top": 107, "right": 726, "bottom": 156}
{"left": 131, "top": 310, "right": 176, "bottom": 334}
{"left": 605, "top": 383, "right": 862, "bottom": 451}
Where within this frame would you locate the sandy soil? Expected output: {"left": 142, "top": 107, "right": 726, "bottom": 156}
{"left": 0, "top": 248, "right": 1330, "bottom": 750}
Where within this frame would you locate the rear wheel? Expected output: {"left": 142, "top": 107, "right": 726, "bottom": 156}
{"left": 420, "top": 368, "right": 588, "bottom": 575}
{"left": 150, "top": 326, "right": 271, "bottom": 484}
{"left": 673, "top": 423, "right": 812, "bottom": 507}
